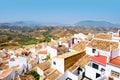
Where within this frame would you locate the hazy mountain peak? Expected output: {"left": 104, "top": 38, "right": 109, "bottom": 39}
{"left": 75, "top": 20, "right": 119, "bottom": 27}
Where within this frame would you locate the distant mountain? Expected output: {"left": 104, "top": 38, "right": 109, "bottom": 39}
{"left": 0, "top": 21, "right": 41, "bottom": 27}
{"left": 0, "top": 21, "right": 69, "bottom": 27}
{"left": 1, "top": 20, "right": 120, "bottom": 27}
{"left": 75, "top": 20, "right": 120, "bottom": 27}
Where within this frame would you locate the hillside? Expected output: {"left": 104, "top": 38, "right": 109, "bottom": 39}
{"left": 0, "top": 26, "right": 119, "bottom": 49}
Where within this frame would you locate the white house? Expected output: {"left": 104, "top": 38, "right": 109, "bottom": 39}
{"left": 106, "top": 56, "right": 120, "bottom": 80}
{"left": 36, "top": 61, "right": 51, "bottom": 76}
{"left": 46, "top": 46, "right": 57, "bottom": 58}
{"left": 37, "top": 45, "right": 57, "bottom": 62}
{"left": 85, "top": 38, "right": 119, "bottom": 62}
{"left": 73, "top": 33, "right": 87, "bottom": 41}
{"left": 85, "top": 54, "right": 107, "bottom": 80}
{"left": 51, "top": 51, "right": 86, "bottom": 73}
{"left": 58, "top": 55, "right": 91, "bottom": 80}
{"left": 85, "top": 38, "right": 120, "bottom": 80}
{"left": 107, "top": 30, "right": 120, "bottom": 55}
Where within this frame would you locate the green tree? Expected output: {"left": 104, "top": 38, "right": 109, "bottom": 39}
{"left": 29, "top": 71, "right": 40, "bottom": 80}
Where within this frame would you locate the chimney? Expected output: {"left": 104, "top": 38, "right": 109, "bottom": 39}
{"left": 118, "top": 30, "right": 120, "bottom": 37}
{"left": 58, "top": 41, "right": 62, "bottom": 47}
{"left": 110, "top": 42, "right": 112, "bottom": 59}
{"left": 72, "top": 38, "right": 74, "bottom": 44}
{"left": 95, "top": 51, "right": 99, "bottom": 56}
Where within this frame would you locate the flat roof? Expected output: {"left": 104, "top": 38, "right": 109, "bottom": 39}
{"left": 92, "top": 55, "right": 107, "bottom": 65}
{"left": 54, "top": 51, "right": 81, "bottom": 59}
{"left": 109, "top": 56, "right": 120, "bottom": 67}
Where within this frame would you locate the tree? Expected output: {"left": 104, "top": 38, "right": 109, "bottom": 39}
{"left": 46, "top": 54, "right": 51, "bottom": 60}
{"left": 29, "top": 71, "right": 40, "bottom": 80}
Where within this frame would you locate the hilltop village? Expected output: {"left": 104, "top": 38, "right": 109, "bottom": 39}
{"left": 0, "top": 30, "right": 120, "bottom": 80}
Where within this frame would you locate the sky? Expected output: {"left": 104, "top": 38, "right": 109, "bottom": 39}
{"left": 0, "top": 0, "right": 120, "bottom": 24}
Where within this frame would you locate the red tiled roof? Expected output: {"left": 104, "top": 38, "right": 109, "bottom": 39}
{"left": 38, "top": 49, "right": 47, "bottom": 54}
{"left": 110, "top": 56, "right": 120, "bottom": 67}
{"left": 92, "top": 55, "right": 107, "bottom": 65}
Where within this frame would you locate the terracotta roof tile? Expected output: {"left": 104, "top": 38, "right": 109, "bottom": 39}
{"left": 73, "top": 41, "right": 88, "bottom": 51}
{"left": 95, "top": 33, "right": 112, "bottom": 40}
{"left": 38, "top": 49, "right": 47, "bottom": 54}
{"left": 19, "top": 75, "right": 35, "bottom": 80}
{"left": 37, "top": 61, "right": 51, "bottom": 71}
{"left": 109, "top": 56, "right": 120, "bottom": 67}
{"left": 68, "top": 55, "right": 91, "bottom": 72}
{"left": 87, "top": 39, "right": 118, "bottom": 51}
{"left": 44, "top": 68, "right": 55, "bottom": 76}
{"left": 54, "top": 51, "right": 80, "bottom": 59}
{"left": 46, "top": 70, "right": 62, "bottom": 80}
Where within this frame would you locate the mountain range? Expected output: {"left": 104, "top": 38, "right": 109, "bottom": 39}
{"left": 0, "top": 20, "right": 120, "bottom": 27}
{"left": 75, "top": 20, "right": 120, "bottom": 27}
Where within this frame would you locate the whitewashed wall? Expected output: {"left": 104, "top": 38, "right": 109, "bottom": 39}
{"left": 106, "top": 64, "right": 120, "bottom": 79}
{"left": 36, "top": 66, "right": 44, "bottom": 76}
{"left": 47, "top": 46, "right": 57, "bottom": 58}
{"left": 38, "top": 54, "right": 47, "bottom": 61}
{"left": 85, "top": 62, "right": 106, "bottom": 80}
{"left": 62, "top": 43, "right": 69, "bottom": 48}
{"left": 111, "top": 49, "right": 119, "bottom": 59}
{"left": 85, "top": 47, "right": 94, "bottom": 56}
{"left": 86, "top": 47, "right": 111, "bottom": 63}
{"left": 51, "top": 58, "right": 64, "bottom": 73}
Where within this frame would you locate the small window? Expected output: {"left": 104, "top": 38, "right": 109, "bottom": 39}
{"left": 53, "top": 61, "right": 56, "bottom": 65}
{"left": 96, "top": 73, "right": 101, "bottom": 78}
{"left": 92, "top": 49, "right": 96, "bottom": 53}
{"left": 92, "top": 63, "right": 98, "bottom": 70}
{"left": 111, "top": 70, "right": 120, "bottom": 78}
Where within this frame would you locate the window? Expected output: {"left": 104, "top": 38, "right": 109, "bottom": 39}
{"left": 111, "top": 70, "right": 120, "bottom": 78}
{"left": 96, "top": 73, "right": 101, "bottom": 78}
{"left": 53, "top": 61, "right": 56, "bottom": 65}
{"left": 92, "top": 63, "right": 99, "bottom": 70}
{"left": 92, "top": 49, "right": 96, "bottom": 53}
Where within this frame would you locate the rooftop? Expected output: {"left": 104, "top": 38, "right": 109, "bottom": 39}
{"left": 46, "top": 70, "right": 62, "bottom": 80}
{"left": 68, "top": 55, "right": 91, "bottom": 72}
{"left": 38, "top": 49, "right": 47, "bottom": 54}
{"left": 37, "top": 60, "right": 51, "bottom": 71}
{"left": 87, "top": 39, "right": 118, "bottom": 51}
{"left": 0, "top": 51, "right": 7, "bottom": 58}
{"left": 92, "top": 55, "right": 107, "bottom": 65}
{"left": 0, "top": 61, "right": 8, "bottom": 70}
{"left": 44, "top": 67, "right": 55, "bottom": 76}
{"left": 109, "top": 56, "right": 120, "bottom": 67}
{"left": 73, "top": 41, "right": 88, "bottom": 51}
{"left": 48, "top": 37, "right": 71, "bottom": 46}
{"left": 48, "top": 40, "right": 58, "bottom": 46}
{"left": 94, "top": 33, "right": 112, "bottom": 40}
{"left": 19, "top": 75, "right": 35, "bottom": 80}
{"left": 0, "top": 68, "right": 12, "bottom": 79}
{"left": 54, "top": 51, "right": 80, "bottom": 59}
